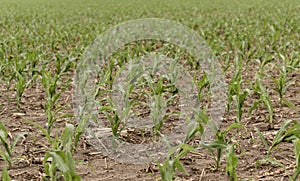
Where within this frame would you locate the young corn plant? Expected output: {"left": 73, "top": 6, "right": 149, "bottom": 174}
{"left": 26, "top": 121, "right": 81, "bottom": 181}
{"left": 198, "top": 73, "right": 210, "bottom": 94}
{"left": 271, "top": 55, "right": 297, "bottom": 110}
{"left": 184, "top": 109, "right": 211, "bottom": 144}
{"left": 150, "top": 87, "right": 167, "bottom": 136}
{"left": 227, "top": 56, "right": 242, "bottom": 111}
{"left": 291, "top": 138, "right": 300, "bottom": 181}
{"left": 0, "top": 121, "right": 27, "bottom": 169}
{"left": 201, "top": 139, "right": 228, "bottom": 170}
{"left": 27, "top": 49, "right": 40, "bottom": 80}
{"left": 185, "top": 108, "right": 243, "bottom": 170}
{"left": 12, "top": 57, "right": 28, "bottom": 111}
{"left": 74, "top": 57, "right": 117, "bottom": 149}
{"left": 194, "top": 74, "right": 210, "bottom": 106}
{"left": 268, "top": 120, "right": 300, "bottom": 156}
{"left": 255, "top": 120, "right": 300, "bottom": 154}
{"left": 145, "top": 55, "right": 181, "bottom": 137}
{"left": 14, "top": 71, "right": 26, "bottom": 111}
{"left": 100, "top": 98, "right": 127, "bottom": 140}
{"left": 228, "top": 56, "right": 249, "bottom": 122}
{"left": 226, "top": 143, "right": 238, "bottom": 181}
{"left": 74, "top": 103, "right": 98, "bottom": 149}
{"left": 0, "top": 44, "right": 5, "bottom": 83}
{"left": 100, "top": 60, "right": 140, "bottom": 140}
{"left": 41, "top": 70, "right": 72, "bottom": 134}
{"left": 157, "top": 143, "right": 194, "bottom": 181}
{"left": 143, "top": 74, "right": 167, "bottom": 137}
{"left": 43, "top": 124, "right": 81, "bottom": 181}
{"left": 256, "top": 55, "right": 273, "bottom": 76}
{"left": 40, "top": 55, "right": 73, "bottom": 133}
{"left": 183, "top": 109, "right": 218, "bottom": 162}
{"left": 254, "top": 120, "right": 300, "bottom": 170}
{"left": 202, "top": 123, "right": 244, "bottom": 170}
{"left": 232, "top": 87, "right": 249, "bottom": 123}
{"left": 279, "top": 53, "right": 299, "bottom": 72}
{"left": 181, "top": 111, "right": 239, "bottom": 179}
{"left": 249, "top": 75, "right": 274, "bottom": 127}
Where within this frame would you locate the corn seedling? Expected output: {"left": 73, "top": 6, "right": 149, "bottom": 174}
{"left": 202, "top": 123, "right": 244, "bottom": 169}
{"left": 291, "top": 138, "right": 300, "bottom": 180}
{"left": 255, "top": 120, "right": 300, "bottom": 171}
{"left": 256, "top": 55, "right": 273, "bottom": 76}
{"left": 101, "top": 78, "right": 135, "bottom": 140}
{"left": 96, "top": 56, "right": 144, "bottom": 140}
{"left": 0, "top": 44, "right": 5, "bottom": 83}
{"left": 226, "top": 143, "right": 238, "bottom": 181}
{"left": 12, "top": 57, "right": 29, "bottom": 111}
{"left": 184, "top": 109, "right": 211, "bottom": 143}
{"left": 184, "top": 108, "right": 243, "bottom": 170}
{"left": 40, "top": 55, "right": 73, "bottom": 133}
{"left": 53, "top": 54, "right": 73, "bottom": 76}
{"left": 74, "top": 103, "right": 98, "bottom": 149}
{"left": 272, "top": 64, "right": 292, "bottom": 104}
{"left": 100, "top": 99, "right": 125, "bottom": 140}
{"left": 227, "top": 56, "right": 242, "bottom": 111}
{"left": 255, "top": 120, "right": 300, "bottom": 157}
{"left": 216, "top": 123, "right": 243, "bottom": 169}
{"left": 254, "top": 127, "right": 269, "bottom": 150}
{"left": 43, "top": 124, "right": 81, "bottom": 181}
{"left": 150, "top": 93, "right": 168, "bottom": 136}
{"left": 249, "top": 75, "right": 274, "bottom": 126}
{"left": 232, "top": 89, "right": 249, "bottom": 123}
{"left": 228, "top": 56, "right": 249, "bottom": 122}
{"left": 201, "top": 140, "right": 228, "bottom": 170}
{"left": 143, "top": 55, "right": 183, "bottom": 136}
{"left": 255, "top": 157, "right": 286, "bottom": 171}
{"left": 157, "top": 143, "right": 194, "bottom": 181}
{"left": 0, "top": 121, "right": 27, "bottom": 169}
{"left": 14, "top": 72, "right": 26, "bottom": 111}
{"left": 271, "top": 55, "right": 297, "bottom": 111}
{"left": 195, "top": 74, "right": 210, "bottom": 105}
{"left": 268, "top": 120, "right": 300, "bottom": 155}
{"left": 41, "top": 70, "right": 73, "bottom": 134}
{"left": 26, "top": 121, "right": 81, "bottom": 181}
{"left": 143, "top": 75, "right": 169, "bottom": 136}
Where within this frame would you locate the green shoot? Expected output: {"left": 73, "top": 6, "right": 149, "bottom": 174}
{"left": 268, "top": 120, "right": 300, "bottom": 155}
{"left": 227, "top": 56, "right": 249, "bottom": 122}
{"left": 15, "top": 72, "right": 26, "bottom": 111}
{"left": 43, "top": 124, "right": 81, "bottom": 181}
{"left": 26, "top": 120, "right": 81, "bottom": 181}
{"left": 249, "top": 75, "right": 274, "bottom": 127}
{"left": 271, "top": 54, "right": 298, "bottom": 112}
{"left": 12, "top": 57, "right": 28, "bottom": 111}
{"left": 254, "top": 127, "right": 269, "bottom": 150}
{"left": 291, "top": 138, "right": 300, "bottom": 180}
{"left": 0, "top": 121, "right": 27, "bottom": 169}
{"left": 1, "top": 166, "right": 11, "bottom": 181}
{"left": 201, "top": 123, "right": 244, "bottom": 169}
{"left": 101, "top": 103, "right": 123, "bottom": 139}
{"left": 226, "top": 143, "right": 238, "bottom": 181}
{"left": 184, "top": 109, "right": 209, "bottom": 143}
{"left": 41, "top": 70, "right": 72, "bottom": 134}
{"left": 157, "top": 143, "right": 194, "bottom": 181}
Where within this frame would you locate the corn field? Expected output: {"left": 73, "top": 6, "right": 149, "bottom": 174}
{"left": 0, "top": 0, "right": 299, "bottom": 180}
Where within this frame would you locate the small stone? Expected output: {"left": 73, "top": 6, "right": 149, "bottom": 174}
{"left": 13, "top": 112, "right": 26, "bottom": 118}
